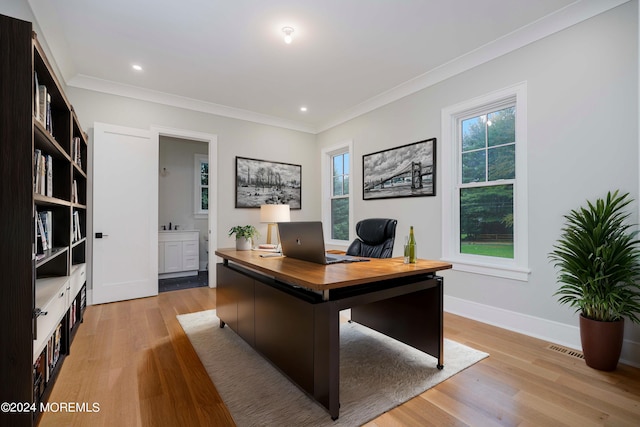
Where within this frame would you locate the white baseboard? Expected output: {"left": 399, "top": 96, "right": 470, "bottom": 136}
{"left": 444, "top": 295, "right": 640, "bottom": 368}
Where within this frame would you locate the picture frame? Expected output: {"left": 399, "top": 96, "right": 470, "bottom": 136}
{"left": 235, "top": 156, "right": 302, "bottom": 209}
{"left": 362, "top": 138, "right": 436, "bottom": 200}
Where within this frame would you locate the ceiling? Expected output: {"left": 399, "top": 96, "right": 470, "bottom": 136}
{"left": 27, "top": 0, "right": 624, "bottom": 133}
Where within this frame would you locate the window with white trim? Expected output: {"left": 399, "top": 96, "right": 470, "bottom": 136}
{"left": 331, "top": 151, "right": 349, "bottom": 240}
{"left": 441, "top": 83, "right": 529, "bottom": 281}
{"left": 194, "top": 154, "right": 208, "bottom": 216}
{"left": 322, "top": 142, "right": 353, "bottom": 244}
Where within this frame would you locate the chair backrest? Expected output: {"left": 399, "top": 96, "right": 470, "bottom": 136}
{"left": 346, "top": 218, "right": 397, "bottom": 258}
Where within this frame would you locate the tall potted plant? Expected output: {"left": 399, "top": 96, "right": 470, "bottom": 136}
{"left": 549, "top": 190, "right": 640, "bottom": 370}
{"left": 229, "top": 225, "right": 259, "bottom": 251}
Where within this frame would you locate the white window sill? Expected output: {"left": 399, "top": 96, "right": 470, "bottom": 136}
{"left": 325, "top": 240, "right": 350, "bottom": 251}
{"left": 441, "top": 257, "right": 530, "bottom": 282}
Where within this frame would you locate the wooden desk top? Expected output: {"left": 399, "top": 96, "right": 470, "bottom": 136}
{"left": 215, "top": 248, "right": 452, "bottom": 291}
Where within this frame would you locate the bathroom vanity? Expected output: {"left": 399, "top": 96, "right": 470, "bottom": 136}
{"left": 158, "top": 230, "right": 200, "bottom": 278}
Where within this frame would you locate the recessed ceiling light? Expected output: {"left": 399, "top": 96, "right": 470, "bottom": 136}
{"left": 132, "top": 64, "right": 143, "bottom": 71}
{"left": 300, "top": 106, "right": 308, "bottom": 112}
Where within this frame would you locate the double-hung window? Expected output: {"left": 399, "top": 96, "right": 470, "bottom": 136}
{"left": 194, "top": 154, "right": 208, "bottom": 217}
{"left": 322, "top": 141, "right": 353, "bottom": 243}
{"left": 441, "top": 83, "right": 529, "bottom": 281}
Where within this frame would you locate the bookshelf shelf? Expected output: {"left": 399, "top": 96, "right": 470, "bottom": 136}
{"left": 35, "top": 246, "right": 69, "bottom": 267}
{"left": 71, "top": 237, "right": 87, "bottom": 248}
{"left": 0, "top": 14, "right": 88, "bottom": 427}
{"left": 73, "top": 163, "right": 87, "bottom": 178}
{"left": 34, "top": 194, "right": 72, "bottom": 207}
{"left": 33, "top": 120, "right": 69, "bottom": 158}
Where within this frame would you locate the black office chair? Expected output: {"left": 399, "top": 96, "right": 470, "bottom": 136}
{"left": 346, "top": 218, "right": 397, "bottom": 258}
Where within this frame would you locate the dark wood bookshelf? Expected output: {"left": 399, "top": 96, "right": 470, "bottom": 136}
{"left": 0, "top": 13, "right": 88, "bottom": 427}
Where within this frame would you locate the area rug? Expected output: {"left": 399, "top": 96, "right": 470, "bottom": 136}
{"left": 177, "top": 310, "right": 488, "bottom": 426}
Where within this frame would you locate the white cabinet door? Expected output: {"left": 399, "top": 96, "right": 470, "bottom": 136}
{"left": 182, "top": 241, "right": 199, "bottom": 271}
{"left": 163, "top": 242, "right": 182, "bottom": 273}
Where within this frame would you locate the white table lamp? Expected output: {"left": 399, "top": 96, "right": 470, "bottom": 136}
{"left": 260, "top": 204, "right": 290, "bottom": 245}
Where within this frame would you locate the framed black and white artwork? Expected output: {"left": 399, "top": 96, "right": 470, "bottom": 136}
{"left": 235, "top": 156, "right": 302, "bottom": 209}
{"left": 362, "top": 138, "right": 436, "bottom": 200}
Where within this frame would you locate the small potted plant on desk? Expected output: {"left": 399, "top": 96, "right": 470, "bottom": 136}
{"left": 549, "top": 190, "right": 640, "bottom": 371}
{"left": 229, "top": 225, "right": 259, "bottom": 251}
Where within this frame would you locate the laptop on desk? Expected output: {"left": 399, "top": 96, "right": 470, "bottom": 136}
{"left": 277, "top": 221, "right": 369, "bottom": 265}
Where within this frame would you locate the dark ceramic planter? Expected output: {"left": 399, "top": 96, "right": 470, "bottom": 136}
{"left": 579, "top": 314, "right": 624, "bottom": 371}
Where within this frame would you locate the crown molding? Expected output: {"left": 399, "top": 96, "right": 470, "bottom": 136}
{"left": 315, "top": 0, "right": 631, "bottom": 133}
{"left": 36, "top": 0, "right": 630, "bottom": 135}
{"left": 67, "top": 74, "right": 318, "bottom": 134}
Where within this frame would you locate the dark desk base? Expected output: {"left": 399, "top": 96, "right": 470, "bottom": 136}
{"left": 216, "top": 262, "right": 444, "bottom": 420}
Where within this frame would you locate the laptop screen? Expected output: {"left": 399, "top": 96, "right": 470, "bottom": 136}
{"left": 277, "top": 221, "right": 329, "bottom": 264}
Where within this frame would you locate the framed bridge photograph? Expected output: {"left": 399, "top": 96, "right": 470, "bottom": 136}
{"left": 362, "top": 138, "right": 436, "bottom": 200}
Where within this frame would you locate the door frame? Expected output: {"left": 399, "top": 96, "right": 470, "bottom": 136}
{"left": 151, "top": 125, "right": 218, "bottom": 288}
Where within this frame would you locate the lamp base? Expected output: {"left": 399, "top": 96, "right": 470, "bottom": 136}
{"left": 266, "top": 223, "right": 279, "bottom": 245}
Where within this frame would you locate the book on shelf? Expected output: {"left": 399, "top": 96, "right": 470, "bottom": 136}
{"left": 72, "top": 180, "right": 78, "bottom": 204}
{"left": 39, "top": 154, "right": 46, "bottom": 195}
{"left": 48, "top": 322, "right": 62, "bottom": 376}
{"left": 36, "top": 211, "right": 48, "bottom": 253}
{"left": 46, "top": 154, "right": 53, "bottom": 197}
{"left": 34, "top": 71, "right": 40, "bottom": 122}
{"left": 69, "top": 299, "right": 77, "bottom": 330}
{"left": 39, "top": 211, "right": 52, "bottom": 250}
{"left": 33, "top": 348, "right": 46, "bottom": 404}
{"left": 72, "top": 136, "right": 82, "bottom": 168}
{"left": 33, "top": 151, "right": 53, "bottom": 197}
{"left": 37, "top": 85, "right": 47, "bottom": 126}
{"left": 47, "top": 335, "right": 53, "bottom": 380}
{"left": 72, "top": 211, "right": 82, "bottom": 243}
{"left": 33, "top": 149, "right": 41, "bottom": 193}
{"left": 45, "top": 93, "right": 52, "bottom": 134}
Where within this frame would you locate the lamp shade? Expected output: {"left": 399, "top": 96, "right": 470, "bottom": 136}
{"left": 260, "top": 204, "right": 290, "bottom": 223}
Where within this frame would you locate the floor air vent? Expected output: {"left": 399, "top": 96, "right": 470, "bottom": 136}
{"left": 547, "top": 344, "right": 584, "bottom": 359}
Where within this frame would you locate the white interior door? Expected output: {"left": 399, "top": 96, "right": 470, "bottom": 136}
{"left": 92, "top": 122, "right": 158, "bottom": 304}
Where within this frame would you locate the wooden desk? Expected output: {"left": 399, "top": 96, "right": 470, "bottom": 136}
{"left": 215, "top": 248, "right": 452, "bottom": 420}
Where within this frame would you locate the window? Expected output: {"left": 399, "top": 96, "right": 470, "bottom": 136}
{"left": 322, "top": 141, "right": 353, "bottom": 244}
{"left": 331, "top": 152, "right": 350, "bottom": 240}
{"left": 460, "top": 106, "right": 515, "bottom": 258}
{"left": 194, "top": 154, "right": 208, "bottom": 216}
{"left": 441, "top": 83, "right": 529, "bottom": 281}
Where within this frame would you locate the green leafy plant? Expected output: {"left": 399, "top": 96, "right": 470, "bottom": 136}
{"left": 549, "top": 190, "right": 640, "bottom": 323}
{"left": 228, "top": 225, "right": 259, "bottom": 240}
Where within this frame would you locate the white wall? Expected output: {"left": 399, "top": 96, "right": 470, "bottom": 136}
{"left": 2, "top": 0, "right": 32, "bottom": 21}
{"left": 65, "top": 87, "right": 319, "bottom": 254}
{"left": 317, "top": 1, "right": 639, "bottom": 365}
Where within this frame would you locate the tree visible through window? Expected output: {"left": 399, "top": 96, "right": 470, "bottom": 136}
{"left": 460, "top": 107, "right": 515, "bottom": 258}
{"left": 331, "top": 152, "right": 349, "bottom": 240}
{"left": 200, "top": 161, "right": 208, "bottom": 210}
{"left": 194, "top": 154, "right": 208, "bottom": 215}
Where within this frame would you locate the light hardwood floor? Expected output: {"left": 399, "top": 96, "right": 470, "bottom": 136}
{"left": 41, "top": 287, "right": 640, "bottom": 427}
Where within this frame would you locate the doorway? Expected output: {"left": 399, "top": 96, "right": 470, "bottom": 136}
{"left": 153, "top": 126, "right": 218, "bottom": 292}
{"left": 158, "top": 136, "right": 209, "bottom": 292}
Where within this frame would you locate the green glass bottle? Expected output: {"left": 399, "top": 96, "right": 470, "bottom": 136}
{"left": 408, "top": 226, "right": 417, "bottom": 263}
